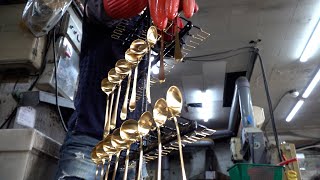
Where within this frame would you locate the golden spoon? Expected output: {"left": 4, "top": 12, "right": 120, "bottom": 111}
{"left": 111, "top": 128, "right": 127, "bottom": 180}
{"left": 137, "top": 111, "right": 153, "bottom": 180}
{"left": 101, "top": 135, "right": 118, "bottom": 180}
{"left": 120, "top": 119, "right": 140, "bottom": 180}
{"left": 166, "top": 86, "right": 186, "bottom": 180}
{"left": 153, "top": 98, "right": 169, "bottom": 180}
{"left": 96, "top": 141, "right": 110, "bottom": 180}
{"left": 114, "top": 59, "right": 132, "bottom": 122}
{"left": 146, "top": 26, "right": 158, "bottom": 104}
{"left": 108, "top": 68, "right": 125, "bottom": 129}
{"left": 125, "top": 49, "right": 142, "bottom": 112}
{"left": 126, "top": 42, "right": 147, "bottom": 112}
{"left": 91, "top": 147, "right": 102, "bottom": 180}
{"left": 101, "top": 78, "right": 116, "bottom": 138}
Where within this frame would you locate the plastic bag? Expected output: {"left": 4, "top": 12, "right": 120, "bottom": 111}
{"left": 22, "top": 0, "right": 72, "bottom": 37}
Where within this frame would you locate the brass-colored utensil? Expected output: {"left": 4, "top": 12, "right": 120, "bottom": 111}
{"left": 101, "top": 135, "right": 118, "bottom": 180}
{"left": 111, "top": 129, "right": 127, "bottom": 180}
{"left": 166, "top": 86, "right": 186, "bottom": 180}
{"left": 129, "top": 65, "right": 138, "bottom": 112}
{"left": 101, "top": 78, "right": 116, "bottom": 138}
{"left": 120, "top": 70, "right": 132, "bottom": 120}
{"left": 96, "top": 142, "right": 110, "bottom": 180}
{"left": 126, "top": 42, "right": 148, "bottom": 112}
{"left": 130, "top": 39, "right": 148, "bottom": 55}
{"left": 114, "top": 59, "right": 132, "bottom": 122}
{"left": 91, "top": 147, "right": 103, "bottom": 180}
{"left": 159, "top": 31, "right": 165, "bottom": 83}
{"left": 137, "top": 111, "right": 153, "bottom": 180}
{"left": 121, "top": 48, "right": 144, "bottom": 119}
{"left": 174, "top": 18, "right": 183, "bottom": 62}
{"left": 120, "top": 120, "right": 139, "bottom": 180}
{"left": 153, "top": 98, "right": 169, "bottom": 180}
{"left": 108, "top": 68, "right": 125, "bottom": 129}
{"left": 146, "top": 26, "right": 158, "bottom": 104}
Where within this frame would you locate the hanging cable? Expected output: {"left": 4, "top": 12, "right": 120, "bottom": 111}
{"left": 186, "top": 46, "right": 254, "bottom": 59}
{"left": 256, "top": 51, "right": 282, "bottom": 162}
{"left": 53, "top": 28, "right": 68, "bottom": 132}
{"left": 185, "top": 50, "right": 254, "bottom": 62}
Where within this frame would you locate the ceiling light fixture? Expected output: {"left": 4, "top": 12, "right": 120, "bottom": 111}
{"left": 286, "top": 100, "right": 304, "bottom": 122}
{"left": 300, "top": 19, "right": 320, "bottom": 62}
{"left": 302, "top": 69, "right": 320, "bottom": 98}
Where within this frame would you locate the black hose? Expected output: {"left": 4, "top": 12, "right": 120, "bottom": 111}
{"left": 256, "top": 51, "right": 282, "bottom": 162}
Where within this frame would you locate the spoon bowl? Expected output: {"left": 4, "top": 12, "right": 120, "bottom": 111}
{"left": 153, "top": 98, "right": 169, "bottom": 127}
{"left": 166, "top": 86, "right": 183, "bottom": 117}
{"left": 138, "top": 111, "right": 153, "bottom": 136}
{"left": 115, "top": 59, "right": 132, "bottom": 75}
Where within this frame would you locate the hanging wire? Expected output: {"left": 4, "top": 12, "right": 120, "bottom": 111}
{"left": 185, "top": 50, "right": 254, "bottom": 62}
{"left": 186, "top": 46, "right": 254, "bottom": 59}
{"left": 53, "top": 28, "right": 68, "bottom": 132}
{"left": 256, "top": 51, "right": 283, "bottom": 162}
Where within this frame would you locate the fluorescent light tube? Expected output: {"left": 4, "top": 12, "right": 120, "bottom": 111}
{"left": 302, "top": 69, "right": 320, "bottom": 98}
{"left": 300, "top": 19, "right": 320, "bottom": 62}
{"left": 286, "top": 100, "right": 304, "bottom": 122}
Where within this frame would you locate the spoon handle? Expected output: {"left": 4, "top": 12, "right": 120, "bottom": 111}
{"left": 108, "top": 92, "right": 115, "bottom": 126}
{"left": 174, "top": 17, "right": 183, "bottom": 62}
{"left": 121, "top": 72, "right": 132, "bottom": 120}
{"left": 129, "top": 66, "right": 138, "bottom": 111}
{"left": 95, "top": 164, "right": 99, "bottom": 180}
{"left": 159, "top": 31, "right": 165, "bottom": 83}
{"left": 146, "top": 49, "right": 152, "bottom": 104}
{"left": 104, "top": 160, "right": 110, "bottom": 180}
{"left": 103, "top": 96, "right": 110, "bottom": 138}
{"left": 123, "top": 146, "right": 131, "bottom": 180}
{"left": 137, "top": 136, "right": 143, "bottom": 180}
{"left": 111, "top": 85, "right": 121, "bottom": 129}
{"left": 157, "top": 127, "right": 162, "bottom": 180}
{"left": 112, "top": 151, "right": 121, "bottom": 180}
{"left": 172, "top": 113, "right": 187, "bottom": 180}
{"left": 100, "top": 161, "right": 105, "bottom": 180}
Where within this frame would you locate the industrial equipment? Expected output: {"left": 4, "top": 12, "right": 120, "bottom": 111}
{"left": 229, "top": 77, "right": 268, "bottom": 164}
{"left": 0, "top": 4, "right": 46, "bottom": 72}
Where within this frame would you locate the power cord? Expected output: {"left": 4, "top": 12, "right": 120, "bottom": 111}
{"left": 53, "top": 28, "right": 68, "bottom": 132}
{"left": 186, "top": 46, "right": 254, "bottom": 59}
{"left": 185, "top": 50, "right": 254, "bottom": 62}
{"left": 256, "top": 51, "right": 282, "bottom": 162}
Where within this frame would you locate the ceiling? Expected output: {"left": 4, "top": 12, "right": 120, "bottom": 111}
{"left": 150, "top": 0, "right": 320, "bottom": 146}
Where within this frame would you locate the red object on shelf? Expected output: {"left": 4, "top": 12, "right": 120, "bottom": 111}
{"left": 149, "top": 0, "right": 168, "bottom": 30}
{"left": 183, "top": 0, "right": 195, "bottom": 18}
{"left": 162, "top": 17, "right": 184, "bottom": 42}
{"left": 194, "top": 2, "right": 199, "bottom": 13}
{"left": 165, "top": 0, "right": 180, "bottom": 20}
{"left": 103, "top": 0, "right": 147, "bottom": 19}
{"left": 278, "top": 158, "right": 297, "bottom": 166}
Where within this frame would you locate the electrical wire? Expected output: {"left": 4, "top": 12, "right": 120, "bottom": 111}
{"left": 0, "top": 33, "right": 52, "bottom": 129}
{"left": 186, "top": 46, "right": 254, "bottom": 59}
{"left": 53, "top": 29, "right": 68, "bottom": 132}
{"left": 185, "top": 50, "right": 254, "bottom": 62}
{"left": 257, "top": 51, "right": 283, "bottom": 162}
{"left": 0, "top": 107, "right": 17, "bottom": 129}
